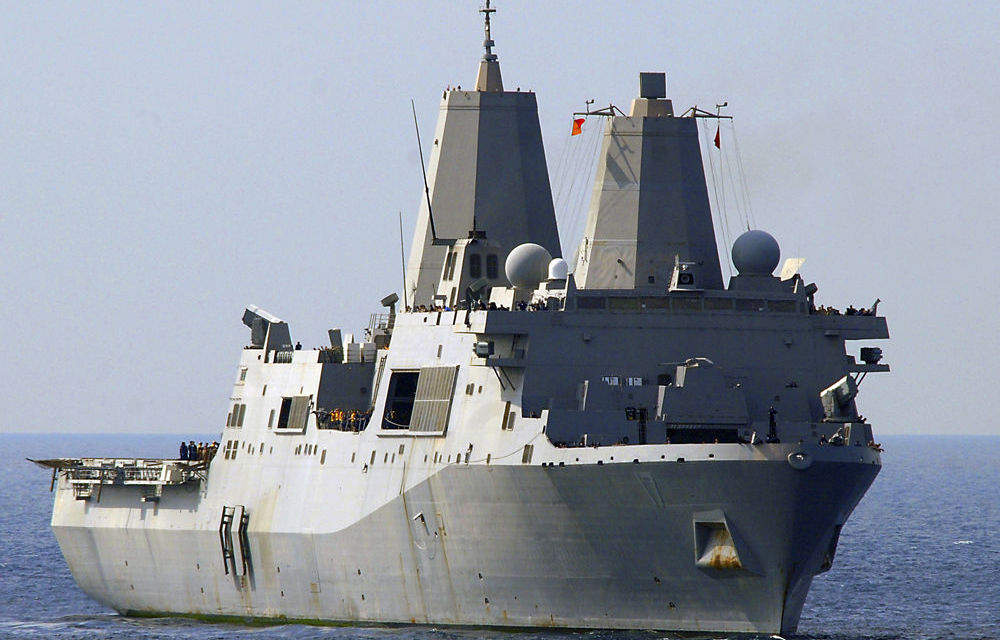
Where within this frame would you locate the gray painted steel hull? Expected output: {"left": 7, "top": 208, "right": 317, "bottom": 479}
{"left": 53, "top": 456, "right": 878, "bottom": 634}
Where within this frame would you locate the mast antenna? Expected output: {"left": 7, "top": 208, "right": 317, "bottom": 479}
{"left": 410, "top": 99, "right": 439, "bottom": 242}
{"left": 481, "top": 0, "right": 497, "bottom": 62}
{"left": 398, "top": 211, "right": 408, "bottom": 310}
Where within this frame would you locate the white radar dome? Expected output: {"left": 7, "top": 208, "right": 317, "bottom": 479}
{"left": 547, "top": 258, "right": 569, "bottom": 280}
{"left": 505, "top": 243, "right": 552, "bottom": 289}
{"left": 732, "top": 230, "right": 780, "bottom": 276}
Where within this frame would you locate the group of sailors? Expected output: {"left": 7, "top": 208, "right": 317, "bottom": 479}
{"left": 405, "top": 300, "right": 555, "bottom": 313}
{"left": 817, "top": 430, "right": 883, "bottom": 451}
{"left": 407, "top": 302, "right": 504, "bottom": 312}
{"left": 814, "top": 298, "right": 880, "bottom": 316}
{"left": 319, "top": 408, "right": 372, "bottom": 431}
{"left": 815, "top": 305, "right": 877, "bottom": 316}
{"left": 179, "top": 440, "right": 218, "bottom": 462}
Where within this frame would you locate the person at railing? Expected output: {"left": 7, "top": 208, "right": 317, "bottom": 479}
{"left": 179, "top": 441, "right": 188, "bottom": 460}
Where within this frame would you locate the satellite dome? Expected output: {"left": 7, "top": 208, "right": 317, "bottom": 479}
{"left": 505, "top": 243, "right": 552, "bottom": 289}
{"left": 732, "top": 230, "right": 780, "bottom": 276}
{"left": 547, "top": 258, "right": 569, "bottom": 281}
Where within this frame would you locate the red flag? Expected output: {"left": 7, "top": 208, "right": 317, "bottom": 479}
{"left": 571, "top": 118, "right": 585, "bottom": 136}
{"left": 714, "top": 124, "right": 721, "bottom": 149}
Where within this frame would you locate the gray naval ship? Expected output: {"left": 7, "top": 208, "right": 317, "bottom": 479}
{"left": 36, "top": 5, "right": 889, "bottom": 635}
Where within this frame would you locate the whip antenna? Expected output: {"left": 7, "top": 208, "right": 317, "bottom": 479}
{"left": 411, "top": 99, "right": 438, "bottom": 241}
{"left": 398, "top": 211, "right": 408, "bottom": 310}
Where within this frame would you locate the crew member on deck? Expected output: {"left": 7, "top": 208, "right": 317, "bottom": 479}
{"left": 767, "top": 407, "right": 779, "bottom": 443}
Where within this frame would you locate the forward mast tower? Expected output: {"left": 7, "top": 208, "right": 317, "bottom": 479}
{"left": 405, "top": 1, "right": 561, "bottom": 308}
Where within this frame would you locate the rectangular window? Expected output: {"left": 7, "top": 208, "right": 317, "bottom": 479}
{"left": 276, "top": 396, "right": 311, "bottom": 431}
{"left": 237, "top": 404, "right": 247, "bottom": 427}
{"left": 383, "top": 367, "right": 458, "bottom": 433}
{"left": 486, "top": 254, "right": 498, "bottom": 279}
{"left": 501, "top": 401, "right": 511, "bottom": 430}
{"left": 521, "top": 444, "right": 534, "bottom": 464}
{"left": 468, "top": 254, "right": 482, "bottom": 279}
{"left": 672, "top": 296, "right": 703, "bottom": 311}
{"left": 608, "top": 297, "right": 641, "bottom": 311}
{"left": 641, "top": 297, "right": 671, "bottom": 310}
{"left": 268, "top": 409, "right": 275, "bottom": 429}
{"left": 449, "top": 251, "right": 459, "bottom": 280}
{"left": 576, "top": 296, "right": 606, "bottom": 310}
{"left": 768, "top": 300, "right": 797, "bottom": 313}
{"left": 383, "top": 371, "right": 420, "bottom": 429}
{"left": 443, "top": 251, "right": 452, "bottom": 280}
{"left": 704, "top": 297, "right": 734, "bottom": 311}
{"left": 735, "top": 298, "right": 766, "bottom": 312}
{"left": 277, "top": 398, "right": 292, "bottom": 429}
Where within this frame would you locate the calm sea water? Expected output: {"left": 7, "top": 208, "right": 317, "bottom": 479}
{"left": 1, "top": 434, "right": 996, "bottom": 640}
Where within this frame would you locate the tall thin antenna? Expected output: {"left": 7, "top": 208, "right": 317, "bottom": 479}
{"left": 481, "top": 0, "right": 497, "bottom": 62}
{"left": 398, "top": 211, "right": 408, "bottom": 310}
{"left": 411, "top": 99, "right": 438, "bottom": 241}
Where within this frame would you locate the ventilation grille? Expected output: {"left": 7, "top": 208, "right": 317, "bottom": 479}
{"left": 409, "top": 366, "right": 458, "bottom": 432}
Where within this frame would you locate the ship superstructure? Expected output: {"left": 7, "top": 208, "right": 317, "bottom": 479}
{"left": 37, "top": 5, "right": 889, "bottom": 634}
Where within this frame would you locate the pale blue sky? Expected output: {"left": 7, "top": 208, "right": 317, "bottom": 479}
{"left": 2, "top": 1, "right": 997, "bottom": 434}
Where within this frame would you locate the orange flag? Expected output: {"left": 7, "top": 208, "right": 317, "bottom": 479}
{"left": 714, "top": 124, "right": 721, "bottom": 149}
{"left": 571, "top": 118, "right": 585, "bottom": 136}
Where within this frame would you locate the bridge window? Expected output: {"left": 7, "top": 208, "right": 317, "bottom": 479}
{"left": 444, "top": 251, "right": 457, "bottom": 280}
{"left": 469, "top": 254, "right": 482, "bottom": 279}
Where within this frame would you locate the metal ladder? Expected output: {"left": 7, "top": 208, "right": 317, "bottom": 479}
{"left": 218, "top": 506, "right": 236, "bottom": 575}
{"left": 237, "top": 508, "right": 252, "bottom": 575}
{"left": 219, "top": 505, "right": 252, "bottom": 576}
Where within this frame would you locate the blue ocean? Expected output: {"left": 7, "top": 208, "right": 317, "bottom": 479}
{"left": 1, "top": 434, "right": 996, "bottom": 640}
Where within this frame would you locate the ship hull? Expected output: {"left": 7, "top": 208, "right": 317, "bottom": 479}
{"left": 53, "top": 452, "right": 878, "bottom": 634}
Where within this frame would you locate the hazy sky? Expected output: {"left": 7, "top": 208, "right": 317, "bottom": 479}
{"left": 2, "top": 1, "right": 998, "bottom": 435}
